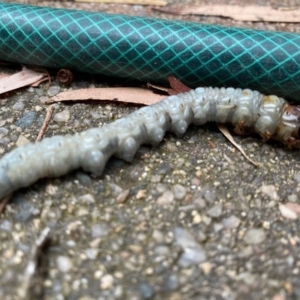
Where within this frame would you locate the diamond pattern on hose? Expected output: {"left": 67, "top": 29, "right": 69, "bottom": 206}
{"left": 0, "top": 2, "right": 300, "bottom": 100}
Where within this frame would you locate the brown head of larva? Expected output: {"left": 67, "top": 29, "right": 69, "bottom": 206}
{"left": 276, "top": 104, "right": 300, "bottom": 148}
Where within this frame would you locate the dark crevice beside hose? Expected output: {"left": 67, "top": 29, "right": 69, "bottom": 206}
{"left": 0, "top": 2, "right": 300, "bottom": 100}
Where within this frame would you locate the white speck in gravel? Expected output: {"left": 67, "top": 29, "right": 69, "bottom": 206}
{"left": 173, "top": 227, "right": 206, "bottom": 267}
{"left": 12, "top": 101, "right": 24, "bottom": 111}
{"left": 243, "top": 228, "right": 266, "bottom": 245}
{"left": 213, "top": 223, "right": 223, "bottom": 232}
{"left": 16, "top": 135, "right": 30, "bottom": 147}
{"left": 153, "top": 245, "right": 170, "bottom": 256}
{"left": 35, "top": 105, "right": 43, "bottom": 112}
{"left": 207, "top": 203, "right": 223, "bottom": 218}
{"left": 237, "top": 272, "right": 257, "bottom": 284}
{"left": 156, "top": 190, "right": 174, "bottom": 206}
{"left": 279, "top": 204, "right": 298, "bottom": 220}
{"left": 56, "top": 256, "right": 72, "bottom": 272}
{"left": 151, "top": 174, "right": 161, "bottom": 183}
{"left": 200, "top": 262, "right": 212, "bottom": 275}
{"left": 47, "top": 85, "right": 60, "bottom": 97}
{"left": 222, "top": 215, "right": 241, "bottom": 229}
{"left": 172, "top": 184, "right": 187, "bottom": 200}
{"left": 287, "top": 194, "right": 298, "bottom": 202}
{"left": 90, "top": 111, "right": 101, "bottom": 119}
{"left": 152, "top": 229, "right": 165, "bottom": 243}
{"left": 91, "top": 223, "right": 110, "bottom": 238}
{"left": 116, "top": 189, "right": 130, "bottom": 203}
{"left": 239, "top": 246, "right": 253, "bottom": 258}
{"left": 54, "top": 109, "right": 70, "bottom": 122}
{"left": 78, "top": 193, "right": 95, "bottom": 204}
{"left": 294, "top": 172, "right": 300, "bottom": 182}
{"left": 258, "top": 184, "right": 279, "bottom": 201}
{"left": 100, "top": 274, "right": 114, "bottom": 290}
{"left": 85, "top": 248, "right": 99, "bottom": 260}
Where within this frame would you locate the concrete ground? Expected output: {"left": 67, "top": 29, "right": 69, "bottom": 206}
{"left": 1, "top": 0, "right": 300, "bottom": 299}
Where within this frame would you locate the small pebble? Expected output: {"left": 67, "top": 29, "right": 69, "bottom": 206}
{"left": 116, "top": 189, "right": 130, "bottom": 203}
{"left": 16, "top": 135, "right": 30, "bottom": 147}
{"left": 222, "top": 215, "right": 241, "bottom": 229}
{"left": 85, "top": 248, "right": 99, "bottom": 260}
{"left": 54, "top": 109, "right": 70, "bottom": 122}
{"left": 100, "top": 274, "right": 114, "bottom": 290}
{"left": 207, "top": 203, "right": 223, "bottom": 218}
{"left": 173, "top": 227, "right": 206, "bottom": 266}
{"left": 79, "top": 194, "right": 95, "bottom": 204}
{"left": 15, "top": 111, "right": 37, "bottom": 129}
{"left": 153, "top": 245, "right": 170, "bottom": 256}
{"left": 138, "top": 282, "right": 155, "bottom": 299}
{"left": 56, "top": 256, "right": 72, "bottom": 272}
{"left": 12, "top": 101, "right": 24, "bottom": 111}
{"left": 293, "top": 172, "right": 300, "bottom": 182}
{"left": 259, "top": 184, "right": 279, "bottom": 201}
{"left": 47, "top": 85, "right": 60, "bottom": 97}
{"left": 91, "top": 223, "right": 110, "bottom": 238}
{"left": 163, "top": 274, "right": 179, "bottom": 291}
{"left": 90, "top": 111, "right": 101, "bottom": 119}
{"left": 287, "top": 194, "right": 298, "bottom": 202}
{"left": 203, "top": 188, "right": 217, "bottom": 202}
{"left": 156, "top": 191, "right": 174, "bottom": 206}
{"left": 243, "top": 228, "right": 266, "bottom": 245}
{"left": 172, "top": 184, "right": 187, "bottom": 200}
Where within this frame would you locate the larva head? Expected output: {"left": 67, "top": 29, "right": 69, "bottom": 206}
{"left": 276, "top": 104, "right": 300, "bottom": 148}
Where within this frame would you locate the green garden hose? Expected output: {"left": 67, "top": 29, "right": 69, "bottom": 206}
{"left": 0, "top": 2, "right": 300, "bottom": 100}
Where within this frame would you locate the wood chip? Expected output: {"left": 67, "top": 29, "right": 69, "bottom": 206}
{"left": 48, "top": 87, "right": 166, "bottom": 105}
{"left": 158, "top": 5, "right": 300, "bottom": 22}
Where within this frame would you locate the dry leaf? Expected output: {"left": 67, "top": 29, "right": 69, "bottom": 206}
{"left": 75, "top": 0, "right": 167, "bottom": 6}
{"left": 48, "top": 87, "right": 166, "bottom": 105}
{"left": 0, "top": 67, "right": 46, "bottom": 94}
{"left": 168, "top": 76, "right": 191, "bottom": 94}
{"left": 30, "top": 77, "right": 50, "bottom": 87}
{"left": 159, "top": 5, "right": 300, "bottom": 22}
{"left": 148, "top": 77, "right": 191, "bottom": 96}
{"left": 259, "top": 184, "right": 280, "bottom": 201}
{"left": 217, "top": 123, "right": 262, "bottom": 167}
{"left": 0, "top": 73, "right": 9, "bottom": 80}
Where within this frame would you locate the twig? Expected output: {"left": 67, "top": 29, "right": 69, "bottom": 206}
{"left": 36, "top": 105, "right": 55, "bottom": 142}
{"left": 0, "top": 194, "right": 11, "bottom": 213}
{"left": 19, "top": 227, "right": 51, "bottom": 299}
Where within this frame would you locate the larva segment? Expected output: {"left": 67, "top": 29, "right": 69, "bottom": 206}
{"left": 0, "top": 87, "right": 299, "bottom": 199}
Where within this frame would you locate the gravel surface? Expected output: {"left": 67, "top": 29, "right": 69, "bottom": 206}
{"left": 1, "top": 0, "right": 300, "bottom": 300}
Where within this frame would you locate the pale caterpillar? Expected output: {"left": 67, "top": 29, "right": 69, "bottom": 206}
{"left": 1, "top": 86, "right": 300, "bottom": 199}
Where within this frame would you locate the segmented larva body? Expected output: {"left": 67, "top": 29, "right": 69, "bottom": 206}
{"left": 1, "top": 87, "right": 300, "bottom": 199}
